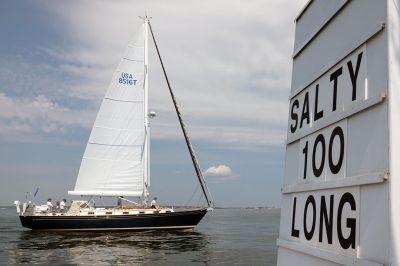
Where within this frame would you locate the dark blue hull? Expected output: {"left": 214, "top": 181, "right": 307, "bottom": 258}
{"left": 20, "top": 208, "right": 207, "bottom": 231}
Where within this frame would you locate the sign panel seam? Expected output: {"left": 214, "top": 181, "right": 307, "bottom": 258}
{"left": 294, "top": 0, "right": 313, "bottom": 22}
{"left": 290, "top": 23, "right": 385, "bottom": 99}
{"left": 293, "top": 0, "right": 350, "bottom": 58}
{"left": 286, "top": 94, "right": 386, "bottom": 144}
{"left": 282, "top": 171, "right": 387, "bottom": 194}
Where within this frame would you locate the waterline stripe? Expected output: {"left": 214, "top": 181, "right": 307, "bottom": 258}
{"left": 34, "top": 225, "right": 196, "bottom": 231}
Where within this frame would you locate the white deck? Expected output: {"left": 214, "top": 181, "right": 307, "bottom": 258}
{"left": 31, "top": 207, "right": 174, "bottom": 217}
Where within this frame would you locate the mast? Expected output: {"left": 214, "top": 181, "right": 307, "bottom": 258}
{"left": 148, "top": 21, "right": 214, "bottom": 208}
{"left": 143, "top": 16, "right": 150, "bottom": 205}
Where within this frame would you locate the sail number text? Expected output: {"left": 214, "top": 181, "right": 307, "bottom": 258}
{"left": 119, "top": 72, "right": 137, "bottom": 86}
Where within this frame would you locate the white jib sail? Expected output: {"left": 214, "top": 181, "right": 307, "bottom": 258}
{"left": 69, "top": 25, "right": 146, "bottom": 197}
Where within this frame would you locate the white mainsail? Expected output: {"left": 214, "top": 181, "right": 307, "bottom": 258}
{"left": 69, "top": 23, "right": 148, "bottom": 197}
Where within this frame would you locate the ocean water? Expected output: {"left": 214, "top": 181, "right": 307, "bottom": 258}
{"left": 0, "top": 207, "right": 280, "bottom": 265}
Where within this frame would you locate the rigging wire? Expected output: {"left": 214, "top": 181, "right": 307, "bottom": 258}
{"left": 185, "top": 182, "right": 200, "bottom": 207}
{"left": 197, "top": 193, "right": 205, "bottom": 208}
{"left": 147, "top": 18, "right": 214, "bottom": 208}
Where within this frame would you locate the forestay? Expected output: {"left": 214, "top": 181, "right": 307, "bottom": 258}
{"left": 69, "top": 25, "right": 146, "bottom": 197}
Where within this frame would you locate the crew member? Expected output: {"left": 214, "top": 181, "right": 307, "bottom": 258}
{"left": 117, "top": 196, "right": 123, "bottom": 208}
{"left": 60, "top": 199, "right": 67, "bottom": 212}
{"left": 150, "top": 197, "right": 158, "bottom": 209}
{"left": 46, "top": 198, "right": 53, "bottom": 211}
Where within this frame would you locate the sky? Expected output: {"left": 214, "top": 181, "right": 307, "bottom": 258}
{"left": 0, "top": 0, "right": 306, "bottom": 207}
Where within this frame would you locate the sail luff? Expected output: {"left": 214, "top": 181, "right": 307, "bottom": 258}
{"left": 143, "top": 17, "right": 150, "bottom": 204}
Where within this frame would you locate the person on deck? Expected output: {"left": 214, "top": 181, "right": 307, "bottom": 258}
{"left": 60, "top": 199, "right": 66, "bottom": 212}
{"left": 46, "top": 198, "right": 53, "bottom": 211}
{"left": 56, "top": 201, "right": 60, "bottom": 211}
{"left": 117, "top": 196, "right": 123, "bottom": 208}
{"left": 150, "top": 197, "right": 158, "bottom": 209}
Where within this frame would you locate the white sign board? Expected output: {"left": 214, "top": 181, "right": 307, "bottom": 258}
{"left": 277, "top": 0, "right": 400, "bottom": 265}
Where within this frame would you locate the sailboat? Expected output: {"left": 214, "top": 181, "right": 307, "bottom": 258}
{"left": 14, "top": 16, "right": 214, "bottom": 231}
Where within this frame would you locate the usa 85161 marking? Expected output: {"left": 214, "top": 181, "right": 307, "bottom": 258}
{"left": 119, "top": 72, "right": 137, "bottom": 86}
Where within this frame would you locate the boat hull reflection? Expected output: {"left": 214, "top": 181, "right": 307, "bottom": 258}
{"left": 15, "top": 228, "right": 210, "bottom": 265}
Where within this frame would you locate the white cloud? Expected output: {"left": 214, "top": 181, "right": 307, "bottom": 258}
{"left": 0, "top": 93, "right": 95, "bottom": 143}
{"left": 204, "top": 165, "right": 238, "bottom": 181}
